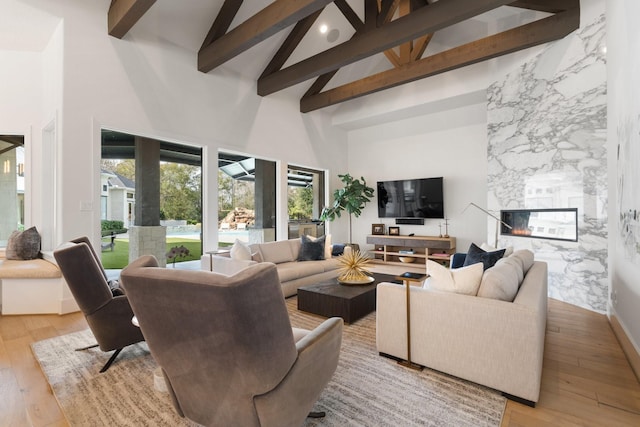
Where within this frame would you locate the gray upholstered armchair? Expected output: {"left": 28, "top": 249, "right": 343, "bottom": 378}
{"left": 53, "top": 237, "right": 144, "bottom": 372}
{"left": 120, "top": 256, "right": 343, "bottom": 427}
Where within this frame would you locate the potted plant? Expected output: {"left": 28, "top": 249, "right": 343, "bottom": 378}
{"left": 320, "top": 173, "right": 375, "bottom": 247}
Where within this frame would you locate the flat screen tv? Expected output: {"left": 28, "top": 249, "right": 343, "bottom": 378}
{"left": 377, "top": 177, "right": 444, "bottom": 219}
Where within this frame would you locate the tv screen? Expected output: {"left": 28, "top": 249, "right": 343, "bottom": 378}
{"left": 377, "top": 177, "right": 444, "bottom": 219}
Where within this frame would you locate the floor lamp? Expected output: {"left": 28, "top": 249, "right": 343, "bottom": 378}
{"left": 462, "top": 202, "right": 512, "bottom": 248}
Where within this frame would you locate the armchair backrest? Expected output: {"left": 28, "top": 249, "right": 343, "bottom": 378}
{"left": 70, "top": 235, "right": 108, "bottom": 281}
{"left": 54, "top": 242, "right": 112, "bottom": 315}
{"left": 120, "top": 257, "right": 298, "bottom": 427}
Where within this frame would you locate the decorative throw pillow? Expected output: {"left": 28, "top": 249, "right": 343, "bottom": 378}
{"left": 477, "top": 258, "right": 520, "bottom": 302}
{"left": 108, "top": 279, "right": 125, "bottom": 297}
{"left": 5, "top": 226, "right": 41, "bottom": 260}
{"left": 331, "top": 244, "right": 346, "bottom": 256}
{"left": 480, "top": 242, "right": 513, "bottom": 257}
{"left": 463, "top": 243, "right": 505, "bottom": 271}
{"left": 297, "top": 235, "right": 325, "bottom": 261}
{"left": 230, "top": 239, "right": 252, "bottom": 261}
{"left": 425, "top": 260, "right": 484, "bottom": 296}
{"left": 511, "top": 249, "right": 534, "bottom": 274}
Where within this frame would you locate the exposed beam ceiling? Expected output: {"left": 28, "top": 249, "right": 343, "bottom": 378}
{"left": 198, "top": 0, "right": 336, "bottom": 73}
{"left": 301, "top": 6, "right": 580, "bottom": 112}
{"left": 107, "top": 0, "right": 580, "bottom": 113}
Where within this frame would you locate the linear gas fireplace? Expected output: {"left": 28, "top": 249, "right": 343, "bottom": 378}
{"left": 500, "top": 208, "right": 578, "bottom": 242}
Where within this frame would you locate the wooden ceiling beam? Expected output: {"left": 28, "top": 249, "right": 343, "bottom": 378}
{"left": 300, "top": 7, "right": 579, "bottom": 112}
{"left": 108, "top": 0, "right": 156, "bottom": 39}
{"left": 399, "top": 0, "right": 411, "bottom": 64}
{"left": 411, "top": 33, "right": 433, "bottom": 61}
{"left": 335, "top": 0, "right": 364, "bottom": 31}
{"left": 258, "top": 0, "right": 514, "bottom": 96}
{"left": 201, "top": 0, "right": 244, "bottom": 49}
{"left": 364, "top": 0, "right": 378, "bottom": 31}
{"left": 198, "top": 0, "right": 335, "bottom": 73}
{"left": 377, "top": 0, "right": 401, "bottom": 27}
{"left": 303, "top": 70, "right": 339, "bottom": 98}
{"left": 260, "top": 9, "right": 324, "bottom": 79}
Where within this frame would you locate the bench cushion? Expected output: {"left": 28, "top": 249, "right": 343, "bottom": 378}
{"left": 0, "top": 259, "right": 62, "bottom": 279}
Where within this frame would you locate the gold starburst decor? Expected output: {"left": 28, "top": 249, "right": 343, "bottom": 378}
{"left": 337, "top": 249, "right": 374, "bottom": 285}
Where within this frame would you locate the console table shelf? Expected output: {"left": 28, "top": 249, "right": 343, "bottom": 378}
{"left": 366, "top": 235, "right": 456, "bottom": 267}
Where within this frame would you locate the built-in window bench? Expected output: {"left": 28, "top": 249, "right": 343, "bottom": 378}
{"left": 0, "top": 251, "right": 79, "bottom": 315}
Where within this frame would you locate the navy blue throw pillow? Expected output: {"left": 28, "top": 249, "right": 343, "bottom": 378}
{"left": 331, "top": 244, "right": 345, "bottom": 256}
{"left": 462, "top": 243, "right": 505, "bottom": 271}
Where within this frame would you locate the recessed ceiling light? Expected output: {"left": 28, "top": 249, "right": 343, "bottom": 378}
{"left": 327, "top": 29, "right": 340, "bottom": 43}
{"left": 319, "top": 24, "right": 328, "bottom": 34}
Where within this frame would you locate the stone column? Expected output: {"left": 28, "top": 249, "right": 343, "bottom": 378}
{"left": 252, "top": 159, "right": 276, "bottom": 243}
{"left": 129, "top": 137, "right": 167, "bottom": 266}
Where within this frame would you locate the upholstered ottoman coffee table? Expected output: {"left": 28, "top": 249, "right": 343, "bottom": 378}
{"left": 297, "top": 273, "right": 399, "bottom": 323}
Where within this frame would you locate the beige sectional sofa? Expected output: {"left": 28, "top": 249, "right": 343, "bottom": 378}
{"left": 201, "top": 238, "right": 346, "bottom": 297}
{"left": 376, "top": 251, "right": 548, "bottom": 406}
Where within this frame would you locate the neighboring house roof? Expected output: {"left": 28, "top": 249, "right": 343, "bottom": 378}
{"left": 102, "top": 169, "right": 135, "bottom": 191}
{"left": 113, "top": 172, "right": 135, "bottom": 190}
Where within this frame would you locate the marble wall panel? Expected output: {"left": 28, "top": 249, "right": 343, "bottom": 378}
{"left": 487, "top": 14, "right": 608, "bottom": 313}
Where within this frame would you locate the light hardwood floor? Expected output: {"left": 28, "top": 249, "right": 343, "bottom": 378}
{"left": 1, "top": 299, "right": 639, "bottom": 426}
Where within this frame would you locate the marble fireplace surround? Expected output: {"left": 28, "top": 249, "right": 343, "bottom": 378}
{"left": 487, "top": 14, "right": 607, "bottom": 313}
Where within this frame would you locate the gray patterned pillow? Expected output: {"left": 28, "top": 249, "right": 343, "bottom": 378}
{"left": 6, "top": 226, "right": 41, "bottom": 260}
{"left": 297, "top": 235, "right": 325, "bottom": 261}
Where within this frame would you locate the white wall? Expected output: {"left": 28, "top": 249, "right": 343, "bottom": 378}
{"left": 347, "top": 100, "right": 489, "bottom": 252}
{"left": 606, "top": 0, "right": 640, "bottom": 354}
{"left": 0, "top": 50, "right": 42, "bottom": 243}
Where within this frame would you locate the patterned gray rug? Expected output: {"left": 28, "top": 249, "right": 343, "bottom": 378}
{"left": 32, "top": 297, "right": 505, "bottom": 427}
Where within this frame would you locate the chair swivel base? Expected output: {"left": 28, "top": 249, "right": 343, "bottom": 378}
{"left": 75, "top": 344, "right": 123, "bottom": 373}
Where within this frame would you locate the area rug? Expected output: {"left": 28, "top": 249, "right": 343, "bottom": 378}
{"left": 32, "top": 298, "right": 506, "bottom": 427}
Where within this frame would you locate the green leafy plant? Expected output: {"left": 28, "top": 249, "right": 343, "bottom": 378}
{"left": 320, "top": 174, "right": 375, "bottom": 244}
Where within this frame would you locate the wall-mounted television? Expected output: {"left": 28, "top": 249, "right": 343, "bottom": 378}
{"left": 377, "top": 177, "right": 444, "bottom": 219}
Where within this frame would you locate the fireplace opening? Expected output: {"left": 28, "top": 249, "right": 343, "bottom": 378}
{"left": 500, "top": 208, "right": 578, "bottom": 242}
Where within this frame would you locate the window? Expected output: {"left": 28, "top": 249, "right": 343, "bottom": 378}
{"left": 218, "top": 152, "right": 276, "bottom": 244}
{"left": 287, "top": 166, "right": 325, "bottom": 238}
{"left": 0, "top": 135, "right": 25, "bottom": 247}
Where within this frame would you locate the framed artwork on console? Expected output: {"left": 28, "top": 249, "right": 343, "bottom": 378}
{"left": 388, "top": 226, "right": 400, "bottom": 236}
{"left": 372, "top": 224, "right": 385, "bottom": 235}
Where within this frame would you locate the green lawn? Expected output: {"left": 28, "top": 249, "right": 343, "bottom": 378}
{"left": 100, "top": 237, "right": 203, "bottom": 269}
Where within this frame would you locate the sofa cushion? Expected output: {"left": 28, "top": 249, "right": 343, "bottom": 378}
{"left": 256, "top": 240, "right": 296, "bottom": 264}
{"left": 425, "top": 260, "right": 484, "bottom": 296}
{"left": 463, "top": 243, "right": 505, "bottom": 271}
{"left": 6, "top": 227, "right": 41, "bottom": 260}
{"left": 230, "top": 239, "right": 252, "bottom": 261}
{"left": 249, "top": 244, "right": 263, "bottom": 263}
{"left": 314, "top": 258, "right": 340, "bottom": 272}
{"left": 512, "top": 249, "right": 535, "bottom": 274}
{"left": 477, "top": 258, "right": 520, "bottom": 302}
{"left": 276, "top": 261, "right": 324, "bottom": 282}
{"left": 297, "top": 235, "right": 326, "bottom": 261}
{"left": 324, "top": 234, "right": 332, "bottom": 259}
{"left": 498, "top": 256, "right": 524, "bottom": 285}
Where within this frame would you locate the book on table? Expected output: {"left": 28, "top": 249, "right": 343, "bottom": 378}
{"left": 399, "top": 272, "right": 426, "bottom": 280}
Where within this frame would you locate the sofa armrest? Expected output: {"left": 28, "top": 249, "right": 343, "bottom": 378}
{"left": 254, "top": 317, "right": 343, "bottom": 426}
